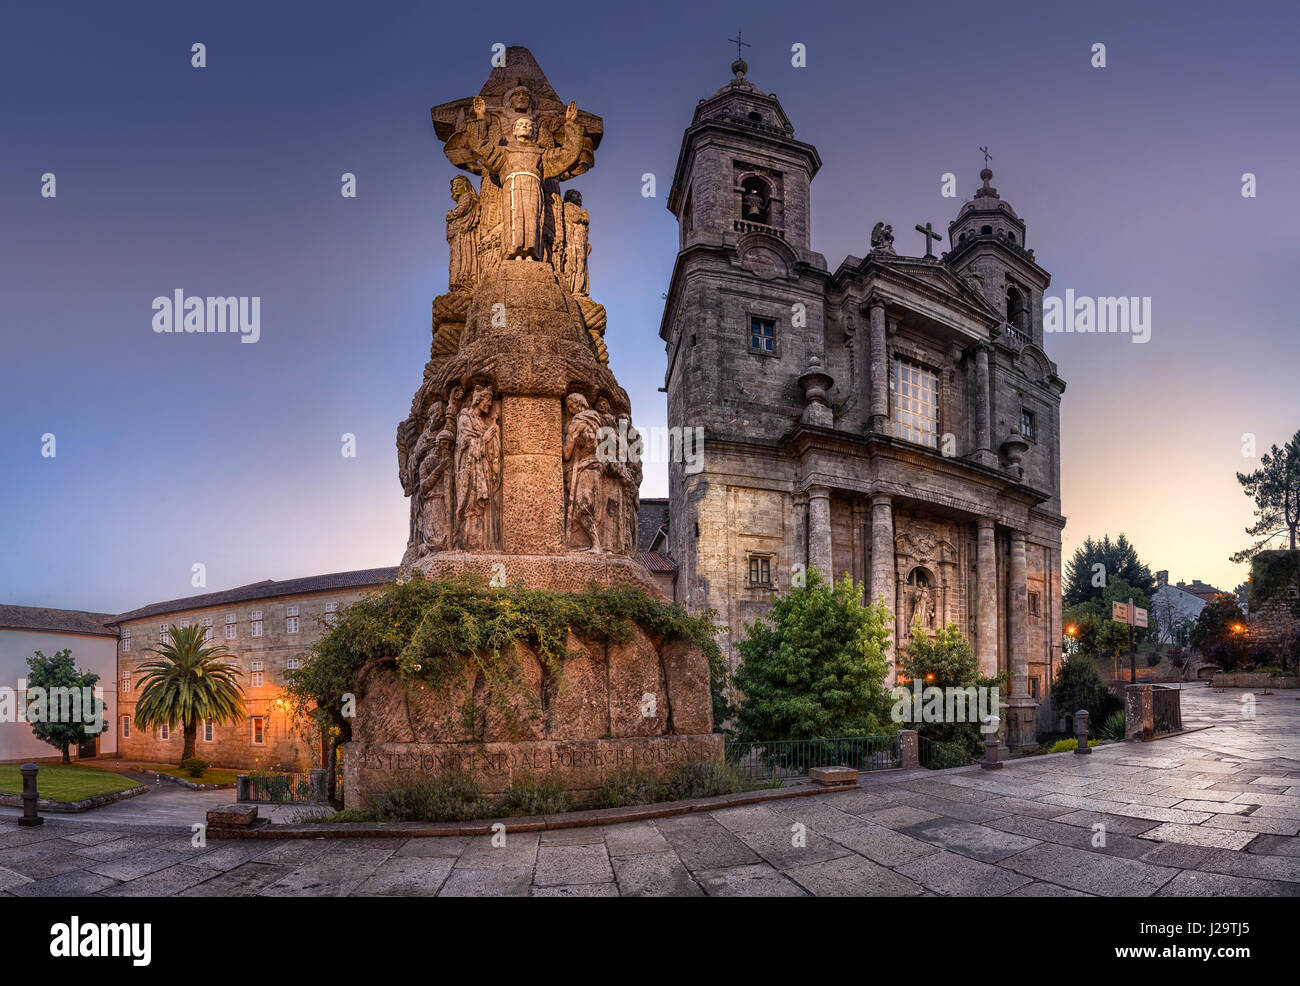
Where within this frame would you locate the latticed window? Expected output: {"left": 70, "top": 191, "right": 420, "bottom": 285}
{"left": 1021, "top": 408, "right": 1035, "bottom": 440}
{"left": 889, "top": 358, "right": 938, "bottom": 448}
{"left": 750, "top": 318, "right": 775, "bottom": 354}
{"left": 748, "top": 556, "right": 772, "bottom": 585}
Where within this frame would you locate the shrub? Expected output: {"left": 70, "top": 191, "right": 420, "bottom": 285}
{"left": 494, "top": 777, "right": 571, "bottom": 817}
{"left": 1053, "top": 655, "right": 1119, "bottom": 728}
{"left": 732, "top": 569, "right": 894, "bottom": 743}
{"left": 317, "top": 807, "right": 376, "bottom": 824}
{"left": 180, "top": 756, "right": 209, "bottom": 778}
{"left": 1099, "top": 710, "right": 1126, "bottom": 742}
{"left": 1042, "top": 737, "right": 1100, "bottom": 754}
{"left": 591, "top": 768, "right": 661, "bottom": 809}
{"left": 661, "top": 759, "right": 754, "bottom": 801}
{"left": 897, "top": 621, "right": 1004, "bottom": 759}
{"left": 1145, "top": 649, "right": 1161, "bottom": 669}
{"left": 366, "top": 770, "right": 492, "bottom": 822}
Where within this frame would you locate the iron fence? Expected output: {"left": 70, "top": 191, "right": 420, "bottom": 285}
{"left": 723, "top": 735, "right": 900, "bottom": 783}
{"left": 1152, "top": 685, "right": 1183, "bottom": 735}
{"left": 918, "top": 736, "right": 979, "bottom": 769}
{"left": 245, "top": 771, "right": 314, "bottom": 804}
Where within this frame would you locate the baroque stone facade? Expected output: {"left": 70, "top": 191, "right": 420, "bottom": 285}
{"left": 659, "top": 58, "right": 1066, "bottom": 747}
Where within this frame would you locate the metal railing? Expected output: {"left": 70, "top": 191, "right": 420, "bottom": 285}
{"left": 919, "top": 736, "right": 979, "bottom": 769}
{"left": 723, "top": 735, "right": 900, "bottom": 783}
{"left": 1152, "top": 685, "right": 1183, "bottom": 735}
{"left": 244, "top": 771, "right": 314, "bottom": 804}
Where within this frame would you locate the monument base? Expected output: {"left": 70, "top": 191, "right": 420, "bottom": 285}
{"left": 401, "top": 550, "right": 663, "bottom": 595}
{"left": 343, "top": 734, "right": 724, "bottom": 809}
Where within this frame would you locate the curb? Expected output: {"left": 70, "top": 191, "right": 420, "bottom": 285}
{"left": 205, "top": 779, "right": 860, "bottom": 839}
{"left": 0, "top": 784, "right": 149, "bottom": 814}
{"left": 138, "top": 770, "right": 237, "bottom": 791}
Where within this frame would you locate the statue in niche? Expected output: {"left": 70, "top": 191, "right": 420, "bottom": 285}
{"left": 465, "top": 96, "right": 586, "bottom": 261}
{"left": 542, "top": 178, "right": 563, "bottom": 268}
{"left": 594, "top": 397, "right": 623, "bottom": 549}
{"left": 446, "top": 175, "right": 480, "bottom": 291}
{"left": 419, "top": 398, "right": 459, "bottom": 552}
{"left": 564, "top": 393, "right": 606, "bottom": 552}
{"left": 454, "top": 385, "right": 501, "bottom": 550}
{"left": 405, "top": 402, "right": 443, "bottom": 550}
{"left": 562, "top": 190, "right": 591, "bottom": 296}
{"left": 620, "top": 416, "right": 643, "bottom": 555}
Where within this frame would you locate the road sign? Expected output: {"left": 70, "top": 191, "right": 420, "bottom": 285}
{"left": 1112, "top": 601, "right": 1130, "bottom": 623}
{"left": 1133, "top": 607, "right": 1148, "bottom": 628}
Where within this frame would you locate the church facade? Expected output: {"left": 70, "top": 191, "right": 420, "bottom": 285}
{"left": 659, "top": 58, "right": 1066, "bottom": 747}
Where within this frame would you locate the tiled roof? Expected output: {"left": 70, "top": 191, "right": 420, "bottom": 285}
{"left": 637, "top": 498, "right": 669, "bottom": 553}
{"left": 109, "top": 567, "right": 400, "bottom": 624}
{"left": 0, "top": 605, "right": 118, "bottom": 637}
{"left": 638, "top": 550, "right": 677, "bottom": 575}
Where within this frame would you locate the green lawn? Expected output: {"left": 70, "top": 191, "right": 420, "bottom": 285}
{"left": 0, "top": 763, "right": 139, "bottom": 802}
{"left": 137, "top": 763, "right": 239, "bottom": 785}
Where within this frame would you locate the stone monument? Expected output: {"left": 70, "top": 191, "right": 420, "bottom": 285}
{"left": 345, "top": 47, "right": 720, "bottom": 807}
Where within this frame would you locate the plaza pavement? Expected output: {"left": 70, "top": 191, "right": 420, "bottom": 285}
{"left": 1, "top": 684, "right": 1297, "bottom": 897}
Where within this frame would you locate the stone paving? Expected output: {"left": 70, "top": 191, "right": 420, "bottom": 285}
{"left": 2, "top": 685, "right": 1298, "bottom": 896}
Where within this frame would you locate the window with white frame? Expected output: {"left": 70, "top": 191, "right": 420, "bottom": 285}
{"left": 159, "top": 623, "right": 170, "bottom": 644}
{"left": 178, "top": 619, "right": 190, "bottom": 630}
{"left": 121, "top": 629, "right": 131, "bottom": 652}
{"left": 120, "top": 672, "right": 130, "bottom": 694}
{"left": 224, "top": 613, "right": 236, "bottom": 640}
{"left": 250, "top": 610, "right": 263, "bottom": 638}
{"left": 251, "top": 671, "right": 263, "bottom": 687}
{"left": 251, "top": 717, "right": 265, "bottom": 745}
{"left": 201, "top": 616, "right": 214, "bottom": 642}
{"left": 286, "top": 604, "right": 299, "bottom": 634}
{"left": 159, "top": 723, "right": 169, "bottom": 740}
{"left": 889, "top": 357, "right": 939, "bottom": 448}
{"left": 287, "top": 655, "right": 301, "bottom": 670}
{"left": 324, "top": 601, "right": 339, "bottom": 626}
{"left": 121, "top": 717, "right": 130, "bottom": 738}
{"left": 204, "top": 717, "right": 214, "bottom": 742}
{"left": 1020, "top": 408, "right": 1036, "bottom": 441}
{"left": 251, "top": 659, "right": 263, "bottom": 672}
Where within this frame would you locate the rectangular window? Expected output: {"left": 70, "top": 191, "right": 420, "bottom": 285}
{"left": 251, "top": 610, "right": 263, "bottom": 638}
{"left": 889, "top": 358, "right": 939, "bottom": 448}
{"left": 224, "top": 621, "right": 236, "bottom": 640}
{"left": 1029, "top": 676, "right": 1040, "bottom": 699}
{"left": 251, "top": 660, "right": 263, "bottom": 672}
{"left": 286, "top": 616, "right": 299, "bottom": 635}
{"left": 287, "top": 655, "right": 301, "bottom": 671}
{"left": 285, "top": 605, "right": 299, "bottom": 618}
{"left": 324, "top": 601, "right": 339, "bottom": 626}
{"left": 159, "top": 723, "right": 169, "bottom": 741}
{"left": 178, "top": 619, "right": 190, "bottom": 630}
{"left": 251, "top": 672, "right": 263, "bottom": 688}
{"left": 749, "top": 317, "right": 775, "bottom": 354}
{"left": 1028, "top": 591, "right": 1041, "bottom": 618}
{"left": 251, "top": 717, "right": 265, "bottom": 745}
{"left": 204, "top": 718, "right": 214, "bottom": 743}
{"left": 159, "top": 623, "right": 170, "bottom": 644}
{"left": 121, "top": 717, "right": 130, "bottom": 738}
{"left": 1020, "top": 408, "right": 1035, "bottom": 441}
{"left": 120, "top": 673, "right": 130, "bottom": 694}
{"left": 201, "top": 616, "right": 214, "bottom": 642}
{"left": 121, "top": 629, "right": 131, "bottom": 652}
{"left": 748, "top": 556, "right": 772, "bottom": 586}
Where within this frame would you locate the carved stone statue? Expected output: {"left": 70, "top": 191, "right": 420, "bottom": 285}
{"left": 446, "top": 175, "right": 480, "bottom": 290}
{"left": 562, "top": 190, "right": 590, "bottom": 296}
{"left": 871, "top": 222, "right": 895, "bottom": 251}
{"left": 564, "top": 393, "right": 606, "bottom": 551}
{"left": 621, "top": 417, "right": 643, "bottom": 555}
{"left": 418, "top": 400, "right": 458, "bottom": 552}
{"left": 465, "top": 98, "right": 586, "bottom": 261}
{"left": 454, "top": 385, "right": 501, "bottom": 550}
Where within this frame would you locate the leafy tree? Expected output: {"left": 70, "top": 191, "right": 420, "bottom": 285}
{"left": 1231, "top": 430, "right": 1300, "bottom": 563}
{"left": 1052, "top": 654, "right": 1118, "bottom": 730}
{"left": 896, "top": 620, "right": 1004, "bottom": 757}
{"left": 1189, "top": 593, "right": 1249, "bottom": 669}
{"left": 134, "top": 624, "right": 246, "bottom": 764}
{"left": 1064, "top": 576, "right": 1152, "bottom": 665}
{"left": 1063, "top": 534, "right": 1155, "bottom": 609}
{"left": 731, "top": 569, "right": 893, "bottom": 742}
{"left": 25, "top": 649, "right": 104, "bottom": 763}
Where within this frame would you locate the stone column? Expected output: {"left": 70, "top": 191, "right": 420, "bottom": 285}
{"left": 869, "top": 494, "right": 894, "bottom": 610}
{"left": 975, "top": 517, "right": 999, "bottom": 677}
{"left": 792, "top": 492, "right": 809, "bottom": 574}
{"left": 807, "top": 485, "right": 832, "bottom": 577}
{"left": 501, "top": 395, "right": 565, "bottom": 554}
{"left": 972, "top": 344, "right": 994, "bottom": 465}
{"left": 868, "top": 300, "right": 888, "bottom": 432}
{"left": 1005, "top": 529, "right": 1037, "bottom": 750}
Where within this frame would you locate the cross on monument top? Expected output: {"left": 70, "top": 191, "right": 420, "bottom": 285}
{"left": 728, "top": 29, "right": 751, "bottom": 60}
{"left": 915, "top": 222, "right": 943, "bottom": 260}
{"left": 979, "top": 145, "right": 992, "bottom": 168}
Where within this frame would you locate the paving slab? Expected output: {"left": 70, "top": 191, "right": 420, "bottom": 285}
{"left": 353, "top": 856, "right": 454, "bottom": 896}
{"left": 894, "top": 850, "right": 1033, "bottom": 896}
{"left": 901, "top": 819, "right": 1040, "bottom": 863}
{"left": 783, "top": 854, "right": 924, "bottom": 897}
{"left": 534, "top": 844, "right": 614, "bottom": 886}
{"left": 1000, "top": 843, "right": 1179, "bottom": 897}
{"left": 611, "top": 851, "right": 702, "bottom": 896}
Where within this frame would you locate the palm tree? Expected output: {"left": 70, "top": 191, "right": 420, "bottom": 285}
{"left": 134, "top": 624, "right": 246, "bottom": 764}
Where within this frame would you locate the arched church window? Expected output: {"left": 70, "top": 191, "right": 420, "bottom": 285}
{"left": 906, "top": 568, "right": 930, "bottom": 588}
{"left": 1006, "top": 232, "right": 1016, "bottom": 244}
{"left": 1006, "top": 286, "right": 1030, "bottom": 333}
{"left": 740, "top": 176, "right": 771, "bottom": 224}
{"left": 980, "top": 224, "right": 993, "bottom": 235}
{"left": 747, "top": 111, "right": 762, "bottom": 123}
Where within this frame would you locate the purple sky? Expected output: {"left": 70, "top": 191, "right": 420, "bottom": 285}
{"left": 2, "top": 0, "right": 1297, "bottom": 613}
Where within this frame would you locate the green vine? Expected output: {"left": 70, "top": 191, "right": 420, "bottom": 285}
{"left": 306, "top": 572, "right": 729, "bottom": 736}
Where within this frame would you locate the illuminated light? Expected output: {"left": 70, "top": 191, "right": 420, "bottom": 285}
{"left": 925, "top": 673, "right": 935, "bottom": 682}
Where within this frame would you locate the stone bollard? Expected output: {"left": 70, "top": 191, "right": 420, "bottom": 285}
{"left": 236, "top": 774, "right": 251, "bottom": 802}
{"left": 980, "top": 716, "right": 1003, "bottom": 770}
{"left": 18, "top": 763, "right": 44, "bottom": 827}
{"left": 309, "top": 768, "right": 327, "bottom": 803}
{"left": 1074, "top": 710, "right": 1091, "bottom": 754}
{"left": 898, "top": 729, "right": 919, "bottom": 769}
